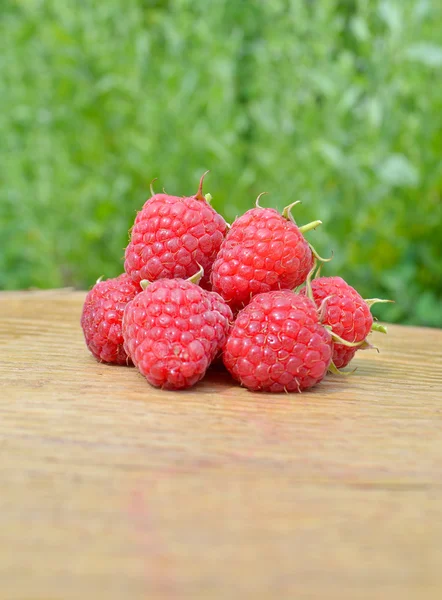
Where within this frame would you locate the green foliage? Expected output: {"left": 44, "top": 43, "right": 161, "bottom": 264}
{"left": 1, "top": 0, "right": 441, "bottom": 326}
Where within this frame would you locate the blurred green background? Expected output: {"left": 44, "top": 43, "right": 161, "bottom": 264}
{"left": 1, "top": 0, "right": 441, "bottom": 326}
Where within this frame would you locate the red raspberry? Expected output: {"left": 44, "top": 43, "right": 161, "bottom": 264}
{"left": 210, "top": 200, "right": 319, "bottom": 312}
{"left": 81, "top": 273, "right": 141, "bottom": 364}
{"left": 300, "top": 276, "right": 373, "bottom": 369}
{"left": 124, "top": 174, "right": 227, "bottom": 289}
{"left": 223, "top": 291, "right": 332, "bottom": 393}
{"left": 122, "top": 279, "right": 233, "bottom": 389}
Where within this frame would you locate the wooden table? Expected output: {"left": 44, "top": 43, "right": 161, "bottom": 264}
{"left": 1, "top": 290, "right": 442, "bottom": 600}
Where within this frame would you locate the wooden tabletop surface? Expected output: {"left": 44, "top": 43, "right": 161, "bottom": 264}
{"left": 1, "top": 289, "right": 442, "bottom": 600}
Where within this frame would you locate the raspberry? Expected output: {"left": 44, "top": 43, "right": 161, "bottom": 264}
{"left": 223, "top": 290, "right": 332, "bottom": 393}
{"left": 300, "top": 276, "right": 374, "bottom": 369}
{"left": 210, "top": 198, "right": 320, "bottom": 312}
{"left": 81, "top": 273, "right": 141, "bottom": 364}
{"left": 124, "top": 173, "right": 227, "bottom": 289}
{"left": 122, "top": 278, "right": 233, "bottom": 389}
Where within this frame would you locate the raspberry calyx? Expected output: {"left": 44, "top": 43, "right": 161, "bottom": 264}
{"left": 194, "top": 170, "right": 210, "bottom": 202}
{"left": 140, "top": 263, "right": 205, "bottom": 290}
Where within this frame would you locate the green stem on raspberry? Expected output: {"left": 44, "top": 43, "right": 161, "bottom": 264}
{"left": 299, "top": 220, "right": 322, "bottom": 234}
{"left": 149, "top": 178, "right": 158, "bottom": 197}
{"left": 140, "top": 279, "right": 152, "bottom": 290}
{"left": 317, "top": 294, "right": 334, "bottom": 323}
{"left": 365, "top": 298, "right": 394, "bottom": 308}
{"left": 255, "top": 192, "right": 269, "bottom": 208}
{"left": 187, "top": 264, "right": 204, "bottom": 285}
{"left": 371, "top": 322, "right": 388, "bottom": 334}
{"left": 204, "top": 193, "right": 213, "bottom": 204}
{"left": 281, "top": 201, "right": 302, "bottom": 221}
{"left": 309, "top": 243, "right": 334, "bottom": 263}
{"left": 323, "top": 325, "right": 365, "bottom": 348}
{"left": 194, "top": 170, "right": 210, "bottom": 201}
{"left": 96, "top": 275, "right": 104, "bottom": 284}
{"left": 359, "top": 339, "right": 380, "bottom": 352}
{"left": 328, "top": 360, "right": 356, "bottom": 376}
{"left": 304, "top": 261, "right": 318, "bottom": 303}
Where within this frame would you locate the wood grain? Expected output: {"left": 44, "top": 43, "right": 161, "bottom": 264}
{"left": 1, "top": 290, "right": 442, "bottom": 600}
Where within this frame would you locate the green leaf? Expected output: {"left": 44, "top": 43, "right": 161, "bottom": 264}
{"left": 405, "top": 43, "right": 442, "bottom": 67}
{"left": 377, "top": 155, "right": 420, "bottom": 187}
{"left": 350, "top": 16, "right": 370, "bottom": 42}
{"left": 378, "top": 1, "right": 402, "bottom": 34}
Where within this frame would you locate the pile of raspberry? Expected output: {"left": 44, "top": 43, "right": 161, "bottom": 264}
{"left": 81, "top": 174, "right": 389, "bottom": 393}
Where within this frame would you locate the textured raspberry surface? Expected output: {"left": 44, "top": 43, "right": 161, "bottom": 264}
{"left": 223, "top": 291, "right": 332, "bottom": 393}
{"left": 122, "top": 279, "right": 233, "bottom": 389}
{"left": 211, "top": 207, "right": 313, "bottom": 311}
{"left": 124, "top": 193, "right": 227, "bottom": 288}
{"left": 81, "top": 273, "right": 140, "bottom": 364}
{"left": 302, "top": 276, "right": 373, "bottom": 368}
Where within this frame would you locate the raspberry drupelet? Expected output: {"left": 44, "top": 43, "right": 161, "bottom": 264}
{"left": 81, "top": 273, "right": 141, "bottom": 364}
{"left": 122, "top": 277, "right": 232, "bottom": 390}
{"left": 223, "top": 290, "right": 332, "bottom": 393}
{"left": 124, "top": 173, "right": 227, "bottom": 289}
{"left": 210, "top": 197, "right": 321, "bottom": 312}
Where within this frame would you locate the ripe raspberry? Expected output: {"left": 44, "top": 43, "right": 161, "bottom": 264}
{"left": 124, "top": 173, "right": 227, "bottom": 289}
{"left": 122, "top": 278, "right": 233, "bottom": 390}
{"left": 300, "top": 276, "right": 374, "bottom": 369}
{"left": 210, "top": 199, "right": 320, "bottom": 312}
{"left": 223, "top": 291, "right": 332, "bottom": 393}
{"left": 81, "top": 273, "right": 141, "bottom": 364}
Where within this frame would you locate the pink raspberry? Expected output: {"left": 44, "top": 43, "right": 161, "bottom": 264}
{"left": 300, "top": 276, "right": 374, "bottom": 369}
{"left": 81, "top": 273, "right": 141, "bottom": 364}
{"left": 122, "top": 278, "right": 233, "bottom": 389}
{"left": 223, "top": 290, "right": 332, "bottom": 393}
{"left": 124, "top": 173, "right": 227, "bottom": 289}
{"left": 210, "top": 199, "right": 320, "bottom": 312}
